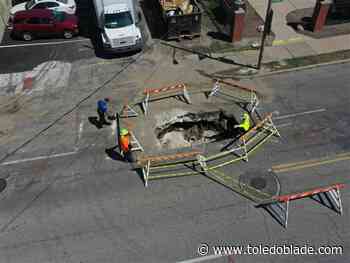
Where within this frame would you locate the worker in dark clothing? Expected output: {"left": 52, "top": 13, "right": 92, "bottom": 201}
{"left": 97, "top": 98, "right": 111, "bottom": 126}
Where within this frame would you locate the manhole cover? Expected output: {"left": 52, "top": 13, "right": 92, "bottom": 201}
{"left": 0, "top": 178, "right": 7, "bottom": 193}
{"left": 239, "top": 170, "right": 280, "bottom": 197}
{"left": 250, "top": 177, "right": 267, "bottom": 190}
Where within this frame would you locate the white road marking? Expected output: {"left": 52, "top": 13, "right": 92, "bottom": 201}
{"left": 78, "top": 47, "right": 90, "bottom": 52}
{"left": 177, "top": 255, "right": 224, "bottom": 263}
{"left": 0, "top": 39, "right": 90, "bottom": 49}
{"left": 78, "top": 121, "right": 84, "bottom": 140}
{"left": 75, "top": 120, "right": 84, "bottom": 151}
{"left": 274, "top": 108, "right": 326, "bottom": 120}
{"left": 1, "top": 151, "right": 78, "bottom": 166}
{"left": 276, "top": 122, "right": 293, "bottom": 128}
{"left": 111, "top": 120, "right": 117, "bottom": 137}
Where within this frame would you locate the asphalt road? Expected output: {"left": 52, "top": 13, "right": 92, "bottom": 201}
{"left": 0, "top": 60, "right": 349, "bottom": 263}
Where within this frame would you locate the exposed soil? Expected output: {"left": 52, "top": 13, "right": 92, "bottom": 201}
{"left": 155, "top": 110, "right": 240, "bottom": 149}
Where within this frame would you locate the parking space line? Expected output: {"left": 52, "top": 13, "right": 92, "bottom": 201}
{"left": 0, "top": 151, "right": 78, "bottom": 166}
{"left": 274, "top": 108, "right": 326, "bottom": 120}
{"left": 276, "top": 122, "right": 293, "bottom": 128}
{"left": 0, "top": 39, "right": 90, "bottom": 49}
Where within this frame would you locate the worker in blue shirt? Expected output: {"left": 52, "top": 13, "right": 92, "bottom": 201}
{"left": 97, "top": 98, "right": 111, "bottom": 126}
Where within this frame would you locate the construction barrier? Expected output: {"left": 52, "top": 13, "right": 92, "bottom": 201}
{"left": 208, "top": 79, "right": 260, "bottom": 114}
{"left": 259, "top": 183, "right": 345, "bottom": 228}
{"left": 141, "top": 83, "right": 192, "bottom": 115}
{"left": 120, "top": 104, "right": 138, "bottom": 118}
{"left": 138, "top": 150, "right": 202, "bottom": 187}
{"left": 206, "top": 113, "right": 280, "bottom": 168}
{"left": 138, "top": 112, "right": 280, "bottom": 189}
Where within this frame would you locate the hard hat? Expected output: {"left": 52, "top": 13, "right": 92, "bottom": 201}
{"left": 120, "top": 128, "right": 129, "bottom": 136}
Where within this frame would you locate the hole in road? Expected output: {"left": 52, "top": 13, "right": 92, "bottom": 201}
{"left": 155, "top": 110, "right": 240, "bottom": 149}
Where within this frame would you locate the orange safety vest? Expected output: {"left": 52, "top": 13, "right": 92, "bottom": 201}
{"left": 120, "top": 135, "right": 130, "bottom": 152}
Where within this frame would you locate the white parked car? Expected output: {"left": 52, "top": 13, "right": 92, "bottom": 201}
{"left": 10, "top": 0, "right": 77, "bottom": 19}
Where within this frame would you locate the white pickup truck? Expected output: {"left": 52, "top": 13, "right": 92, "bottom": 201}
{"left": 93, "top": 0, "right": 143, "bottom": 52}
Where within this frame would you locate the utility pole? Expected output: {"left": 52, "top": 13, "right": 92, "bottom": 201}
{"left": 256, "top": 0, "right": 273, "bottom": 69}
{"left": 116, "top": 112, "right": 121, "bottom": 151}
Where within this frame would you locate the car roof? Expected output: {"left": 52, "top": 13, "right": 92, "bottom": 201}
{"left": 34, "top": 0, "right": 75, "bottom": 4}
{"left": 14, "top": 9, "right": 53, "bottom": 19}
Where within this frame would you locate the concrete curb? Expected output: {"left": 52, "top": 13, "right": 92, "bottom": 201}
{"left": 243, "top": 57, "right": 350, "bottom": 79}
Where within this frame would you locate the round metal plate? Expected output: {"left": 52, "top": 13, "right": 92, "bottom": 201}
{"left": 239, "top": 170, "right": 280, "bottom": 197}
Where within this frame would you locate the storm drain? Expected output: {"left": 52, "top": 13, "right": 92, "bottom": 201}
{"left": 239, "top": 170, "right": 280, "bottom": 197}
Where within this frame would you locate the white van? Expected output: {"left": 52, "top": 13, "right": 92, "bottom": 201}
{"left": 93, "top": 0, "right": 143, "bottom": 52}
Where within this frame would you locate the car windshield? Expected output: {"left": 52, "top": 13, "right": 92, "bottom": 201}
{"left": 105, "top": 11, "right": 133, "bottom": 29}
{"left": 25, "top": 0, "right": 36, "bottom": 9}
{"left": 52, "top": 10, "right": 66, "bottom": 22}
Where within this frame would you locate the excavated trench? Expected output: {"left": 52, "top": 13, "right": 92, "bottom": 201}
{"left": 156, "top": 110, "right": 240, "bottom": 149}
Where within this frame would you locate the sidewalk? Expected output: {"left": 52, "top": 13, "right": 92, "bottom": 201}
{"left": 210, "top": 0, "right": 350, "bottom": 69}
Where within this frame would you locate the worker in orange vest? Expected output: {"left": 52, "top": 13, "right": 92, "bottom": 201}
{"left": 119, "top": 128, "right": 131, "bottom": 155}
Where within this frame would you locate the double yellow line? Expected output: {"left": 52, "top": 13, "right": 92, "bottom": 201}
{"left": 272, "top": 152, "right": 350, "bottom": 173}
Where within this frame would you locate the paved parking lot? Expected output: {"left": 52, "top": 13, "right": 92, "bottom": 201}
{"left": 0, "top": 0, "right": 97, "bottom": 74}
{"left": 0, "top": 37, "right": 95, "bottom": 73}
{"left": 0, "top": 0, "right": 151, "bottom": 74}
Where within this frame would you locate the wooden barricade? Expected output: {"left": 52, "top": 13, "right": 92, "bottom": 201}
{"left": 138, "top": 150, "right": 202, "bottom": 187}
{"left": 141, "top": 83, "right": 191, "bottom": 115}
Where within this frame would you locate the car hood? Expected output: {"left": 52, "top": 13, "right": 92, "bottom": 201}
{"left": 10, "top": 2, "right": 26, "bottom": 15}
{"left": 104, "top": 24, "right": 138, "bottom": 39}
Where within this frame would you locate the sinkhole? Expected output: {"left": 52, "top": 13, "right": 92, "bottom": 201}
{"left": 155, "top": 110, "right": 240, "bottom": 149}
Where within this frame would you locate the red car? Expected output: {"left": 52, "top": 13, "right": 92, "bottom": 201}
{"left": 11, "top": 9, "right": 79, "bottom": 41}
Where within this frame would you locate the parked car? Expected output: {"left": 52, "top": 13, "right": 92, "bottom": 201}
{"left": 10, "top": 0, "right": 76, "bottom": 20}
{"left": 11, "top": 9, "right": 79, "bottom": 40}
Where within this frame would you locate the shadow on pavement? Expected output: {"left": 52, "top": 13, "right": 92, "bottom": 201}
{"left": 162, "top": 42, "right": 256, "bottom": 69}
{"left": 105, "top": 147, "right": 125, "bottom": 161}
{"left": 0, "top": 178, "right": 7, "bottom": 193}
{"left": 88, "top": 116, "right": 103, "bottom": 129}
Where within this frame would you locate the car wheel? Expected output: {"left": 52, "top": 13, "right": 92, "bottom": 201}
{"left": 63, "top": 30, "right": 73, "bottom": 39}
{"left": 22, "top": 32, "right": 33, "bottom": 41}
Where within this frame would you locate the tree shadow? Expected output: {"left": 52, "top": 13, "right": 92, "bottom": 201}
{"left": 207, "top": 31, "right": 231, "bottom": 42}
{"left": 161, "top": 42, "right": 256, "bottom": 69}
{"left": 196, "top": 69, "right": 241, "bottom": 81}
